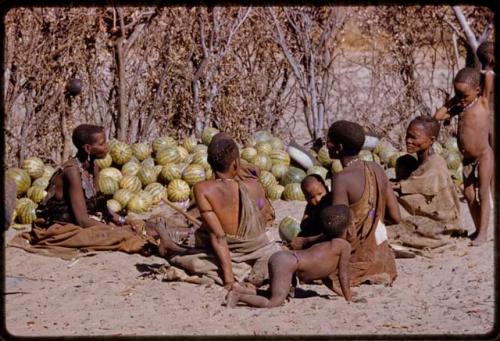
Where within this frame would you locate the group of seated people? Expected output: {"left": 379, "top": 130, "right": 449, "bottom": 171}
{"left": 7, "top": 42, "right": 494, "bottom": 309}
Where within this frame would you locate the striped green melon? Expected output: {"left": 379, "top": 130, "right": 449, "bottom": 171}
{"left": 269, "top": 150, "right": 291, "bottom": 166}
{"left": 99, "top": 167, "right": 123, "bottom": 183}
{"left": 144, "top": 182, "right": 166, "bottom": 205}
{"left": 245, "top": 136, "right": 257, "bottom": 148}
{"left": 255, "top": 141, "right": 273, "bottom": 155}
{"left": 317, "top": 146, "right": 332, "bottom": 166}
{"left": 309, "top": 149, "right": 318, "bottom": 159}
{"left": 193, "top": 144, "right": 208, "bottom": 154}
{"left": 359, "top": 150, "right": 374, "bottom": 162}
{"left": 121, "top": 161, "right": 141, "bottom": 176}
{"left": 307, "top": 166, "right": 328, "bottom": 180}
{"left": 6, "top": 168, "right": 31, "bottom": 196}
{"left": 106, "top": 199, "right": 122, "bottom": 213}
{"left": 113, "top": 188, "right": 135, "bottom": 207}
{"left": 251, "top": 153, "right": 272, "bottom": 172}
{"left": 108, "top": 138, "right": 120, "bottom": 150}
{"left": 127, "top": 191, "right": 153, "bottom": 214}
{"left": 446, "top": 151, "right": 462, "bottom": 170}
{"left": 241, "top": 147, "right": 258, "bottom": 162}
{"left": 141, "top": 157, "right": 156, "bottom": 168}
{"left": 26, "top": 186, "right": 47, "bottom": 204}
{"left": 152, "top": 136, "right": 176, "bottom": 154}
{"left": 98, "top": 176, "right": 119, "bottom": 195}
{"left": 119, "top": 175, "right": 142, "bottom": 193}
{"left": 156, "top": 147, "right": 181, "bottom": 165}
{"left": 281, "top": 167, "right": 307, "bottom": 186}
{"left": 132, "top": 142, "right": 153, "bottom": 161}
{"left": 379, "top": 148, "right": 397, "bottom": 165}
{"left": 267, "top": 184, "right": 285, "bottom": 201}
{"left": 253, "top": 130, "right": 272, "bottom": 143}
{"left": 110, "top": 142, "right": 133, "bottom": 166}
{"left": 259, "top": 171, "right": 278, "bottom": 190}
{"left": 432, "top": 142, "right": 444, "bottom": 156}
{"left": 205, "top": 166, "right": 213, "bottom": 180}
{"left": 182, "top": 164, "right": 206, "bottom": 186}
{"left": 16, "top": 199, "right": 37, "bottom": 224}
{"left": 271, "top": 164, "right": 289, "bottom": 180}
{"left": 137, "top": 166, "right": 158, "bottom": 186}
{"left": 95, "top": 153, "right": 113, "bottom": 169}
{"left": 42, "top": 165, "right": 56, "bottom": 179}
{"left": 160, "top": 164, "right": 183, "bottom": 183}
{"left": 201, "top": 127, "right": 220, "bottom": 145}
{"left": 184, "top": 154, "right": 194, "bottom": 164}
{"left": 167, "top": 179, "right": 191, "bottom": 202}
{"left": 191, "top": 151, "right": 208, "bottom": 165}
{"left": 444, "top": 137, "right": 459, "bottom": 153}
{"left": 32, "top": 177, "right": 50, "bottom": 189}
{"left": 176, "top": 146, "right": 189, "bottom": 162}
{"left": 279, "top": 216, "right": 301, "bottom": 242}
{"left": 269, "top": 137, "right": 285, "bottom": 151}
{"left": 182, "top": 136, "right": 198, "bottom": 153}
{"left": 22, "top": 157, "right": 45, "bottom": 179}
{"left": 153, "top": 165, "right": 163, "bottom": 177}
{"left": 331, "top": 159, "right": 343, "bottom": 174}
{"left": 282, "top": 183, "right": 305, "bottom": 201}
{"left": 373, "top": 153, "right": 381, "bottom": 165}
{"left": 128, "top": 156, "right": 140, "bottom": 164}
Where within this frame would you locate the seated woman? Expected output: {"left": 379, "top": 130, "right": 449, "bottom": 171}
{"left": 9, "top": 124, "right": 154, "bottom": 259}
{"left": 391, "top": 116, "right": 464, "bottom": 244}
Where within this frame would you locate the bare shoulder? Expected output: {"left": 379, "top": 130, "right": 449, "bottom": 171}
{"left": 331, "top": 238, "right": 351, "bottom": 250}
{"left": 193, "top": 179, "right": 213, "bottom": 195}
{"left": 367, "top": 161, "right": 389, "bottom": 185}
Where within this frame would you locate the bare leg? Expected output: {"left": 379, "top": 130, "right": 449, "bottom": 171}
{"left": 153, "top": 223, "right": 189, "bottom": 257}
{"left": 470, "top": 149, "right": 493, "bottom": 246}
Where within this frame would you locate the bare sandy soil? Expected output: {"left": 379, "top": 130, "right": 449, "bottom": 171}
{"left": 3, "top": 199, "right": 495, "bottom": 337}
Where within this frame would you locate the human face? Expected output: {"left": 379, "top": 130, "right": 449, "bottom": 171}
{"left": 87, "top": 131, "right": 108, "bottom": 159}
{"left": 405, "top": 123, "right": 433, "bottom": 154}
{"left": 303, "top": 180, "right": 327, "bottom": 206}
{"left": 454, "top": 82, "right": 479, "bottom": 109}
{"left": 326, "top": 137, "right": 341, "bottom": 159}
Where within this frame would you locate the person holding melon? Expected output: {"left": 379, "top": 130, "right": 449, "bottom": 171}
{"left": 10, "top": 124, "right": 154, "bottom": 258}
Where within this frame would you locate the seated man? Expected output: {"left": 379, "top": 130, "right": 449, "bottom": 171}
{"left": 155, "top": 136, "right": 281, "bottom": 288}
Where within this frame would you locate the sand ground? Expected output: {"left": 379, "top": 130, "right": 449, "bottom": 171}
{"left": 3, "top": 199, "right": 496, "bottom": 337}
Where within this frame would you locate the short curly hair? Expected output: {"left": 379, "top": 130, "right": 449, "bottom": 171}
{"left": 207, "top": 137, "right": 240, "bottom": 173}
{"left": 327, "top": 120, "right": 365, "bottom": 156}
{"left": 409, "top": 116, "right": 440, "bottom": 139}
{"left": 320, "top": 204, "right": 350, "bottom": 239}
{"left": 477, "top": 41, "right": 494, "bottom": 67}
{"left": 454, "top": 67, "right": 480, "bottom": 88}
{"left": 72, "top": 124, "right": 105, "bottom": 151}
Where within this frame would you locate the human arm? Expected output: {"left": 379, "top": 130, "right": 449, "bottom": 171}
{"left": 384, "top": 177, "right": 401, "bottom": 225}
{"left": 481, "top": 69, "right": 494, "bottom": 104}
{"left": 290, "top": 234, "right": 325, "bottom": 250}
{"left": 337, "top": 240, "right": 352, "bottom": 301}
{"left": 193, "top": 183, "right": 235, "bottom": 288}
{"left": 434, "top": 96, "right": 460, "bottom": 121}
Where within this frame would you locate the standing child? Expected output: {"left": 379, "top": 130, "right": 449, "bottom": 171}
{"left": 434, "top": 67, "right": 494, "bottom": 245}
{"left": 226, "top": 205, "right": 352, "bottom": 308}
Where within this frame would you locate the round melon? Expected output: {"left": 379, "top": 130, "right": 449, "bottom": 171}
{"left": 282, "top": 183, "right": 305, "bottom": 201}
{"left": 132, "top": 142, "right": 152, "bottom": 161}
{"left": 127, "top": 192, "right": 152, "bottom": 214}
{"left": 205, "top": 166, "right": 213, "bottom": 180}
{"left": 141, "top": 157, "right": 156, "bottom": 168}
{"left": 201, "top": 127, "right": 220, "bottom": 145}
{"left": 176, "top": 146, "right": 189, "bottom": 162}
{"left": 6, "top": 168, "right": 31, "bottom": 196}
{"left": 152, "top": 136, "right": 176, "bottom": 154}
{"left": 113, "top": 188, "right": 135, "bottom": 207}
{"left": 26, "top": 186, "right": 47, "bottom": 204}
{"left": 167, "top": 179, "right": 191, "bottom": 202}
{"left": 253, "top": 130, "right": 272, "bottom": 144}
{"left": 278, "top": 216, "right": 301, "bottom": 242}
{"left": 42, "top": 165, "right": 56, "bottom": 179}
{"left": 269, "top": 150, "right": 291, "bottom": 166}
{"left": 308, "top": 149, "right": 318, "bottom": 159}
{"left": 119, "top": 175, "right": 142, "bottom": 193}
{"left": 32, "top": 177, "right": 50, "bottom": 189}
{"left": 153, "top": 165, "right": 163, "bottom": 177}
{"left": 251, "top": 153, "right": 272, "bottom": 171}
{"left": 182, "top": 136, "right": 198, "bottom": 153}
{"left": 331, "top": 159, "right": 343, "bottom": 174}
{"left": 281, "top": 167, "right": 307, "bottom": 186}
{"left": 22, "top": 157, "right": 45, "bottom": 179}
{"left": 109, "top": 142, "right": 133, "bottom": 166}
{"left": 160, "top": 164, "right": 183, "bottom": 183}
{"left": 137, "top": 166, "right": 158, "bottom": 186}
{"left": 98, "top": 176, "right": 119, "bottom": 195}
{"left": 317, "top": 146, "right": 332, "bottom": 166}
{"left": 446, "top": 151, "right": 462, "bottom": 170}
{"left": 121, "top": 161, "right": 141, "bottom": 176}
{"left": 269, "top": 137, "right": 285, "bottom": 151}
{"left": 182, "top": 164, "right": 206, "bottom": 186}
{"left": 16, "top": 199, "right": 37, "bottom": 224}
{"left": 106, "top": 199, "right": 122, "bottom": 213}
{"left": 156, "top": 147, "right": 181, "bottom": 165}
{"left": 99, "top": 167, "right": 123, "bottom": 183}
{"left": 255, "top": 141, "right": 273, "bottom": 155}
{"left": 259, "top": 171, "right": 278, "bottom": 190}
{"left": 451, "top": 164, "right": 463, "bottom": 185}
{"left": 271, "top": 164, "right": 289, "bottom": 180}
{"left": 359, "top": 150, "right": 374, "bottom": 162}
{"left": 193, "top": 144, "right": 208, "bottom": 154}
{"left": 128, "top": 156, "right": 140, "bottom": 164}
{"left": 95, "top": 153, "right": 113, "bottom": 169}
{"left": 245, "top": 136, "right": 257, "bottom": 148}
{"left": 108, "top": 138, "right": 120, "bottom": 150}
{"left": 307, "top": 166, "right": 328, "bottom": 180}
{"left": 144, "top": 182, "right": 166, "bottom": 205}
{"left": 372, "top": 153, "right": 381, "bottom": 165}
{"left": 267, "top": 184, "right": 284, "bottom": 201}
{"left": 379, "top": 148, "right": 397, "bottom": 165}
{"left": 432, "top": 142, "right": 444, "bottom": 156}
{"left": 192, "top": 151, "right": 208, "bottom": 165}
{"left": 241, "top": 147, "right": 258, "bottom": 162}
{"left": 444, "top": 137, "right": 459, "bottom": 153}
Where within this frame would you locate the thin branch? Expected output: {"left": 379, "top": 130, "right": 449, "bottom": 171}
{"left": 452, "top": 6, "right": 478, "bottom": 51}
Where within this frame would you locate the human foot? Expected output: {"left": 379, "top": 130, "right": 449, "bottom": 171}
{"left": 470, "top": 233, "right": 488, "bottom": 246}
{"left": 226, "top": 290, "right": 240, "bottom": 308}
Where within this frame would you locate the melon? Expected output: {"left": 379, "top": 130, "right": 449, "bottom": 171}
{"left": 141, "top": 157, "right": 156, "bottom": 168}
{"left": 317, "top": 146, "right": 332, "bottom": 166}
{"left": 108, "top": 138, "right": 120, "bottom": 150}
{"left": 389, "top": 152, "right": 406, "bottom": 168}
{"left": 95, "top": 153, "right": 113, "bottom": 169}
{"left": 307, "top": 166, "right": 328, "bottom": 180}
{"left": 255, "top": 141, "right": 273, "bottom": 155}
{"left": 113, "top": 188, "right": 135, "bottom": 207}
{"left": 253, "top": 130, "right": 272, "bottom": 143}
{"left": 432, "top": 142, "right": 444, "bottom": 156}
{"left": 282, "top": 183, "right": 305, "bottom": 201}
{"left": 153, "top": 165, "right": 163, "bottom": 177}
{"left": 177, "top": 146, "right": 189, "bottom": 162}
{"left": 160, "top": 164, "right": 183, "bottom": 183}
{"left": 251, "top": 153, "right": 272, "bottom": 172}
{"left": 132, "top": 142, "right": 152, "bottom": 161}
{"left": 155, "top": 147, "right": 181, "bottom": 165}
{"left": 372, "top": 153, "right": 381, "bottom": 165}
{"left": 444, "top": 137, "right": 459, "bottom": 153}
{"left": 244, "top": 136, "right": 257, "bottom": 148}
{"left": 241, "top": 147, "right": 258, "bottom": 162}
{"left": 119, "top": 175, "right": 142, "bottom": 193}
{"left": 26, "top": 186, "right": 47, "bottom": 204}
{"left": 121, "top": 161, "right": 141, "bottom": 176}
{"left": 99, "top": 167, "right": 123, "bottom": 183}
{"left": 281, "top": 167, "right": 307, "bottom": 186}
{"left": 144, "top": 182, "right": 166, "bottom": 205}
{"left": 278, "top": 216, "right": 301, "bottom": 242}
{"left": 167, "top": 179, "right": 191, "bottom": 202}
{"left": 446, "top": 151, "right": 462, "bottom": 170}
{"left": 16, "top": 199, "right": 37, "bottom": 224}
{"left": 193, "top": 144, "right": 208, "bottom": 154}
{"left": 137, "top": 166, "right": 158, "bottom": 186}
{"left": 109, "top": 142, "right": 133, "bottom": 166}
{"left": 32, "top": 177, "right": 50, "bottom": 189}
{"left": 152, "top": 136, "right": 176, "bottom": 154}
{"left": 269, "top": 137, "right": 285, "bottom": 151}
{"left": 331, "top": 159, "right": 343, "bottom": 174}
{"left": 359, "top": 150, "right": 374, "bottom": 162}
{"left": 192, "top": 151, "right": 208, "bottom": 165}
{"left": 98, "top": 176, "right": 119, "bottom": 195}
{"left": 269, "top": 150, "right": 291, "bottom": 166}
{"left": 308, "top": 149, "right": 318, "bottom": 159}
{"left": 22, "top": 157, "right": 45, "bottom": 179}
{"left": 201, "top": 127, "right": 219, "bottom": 145}
{"left": 259, "top": 171, "right": 278, "bottom": 190}
{"left": 42, "top": 165, "right": 56, "bottom": 179}
{"left": 106, "top": 199, "right": 122, "bottom": 213}
{"left": 271, "top": 164, "right": 289, "bottom": 180}
{"left": 127, "top": 192, "right": 152, "bottom": 214}
{"left": 182, "top": 164, "right": 206, "bottom": 186}
{"left": 267, "top": 184, "right": 285, "bottom": 201}
{"left": 182, "top": 136, "right": 198, "bottom": 153}
{"left": 379, "top": 148, "right": 397, "bottom": 165}
{"left": 6, "top": 168, "right": 31, "bottom": 196}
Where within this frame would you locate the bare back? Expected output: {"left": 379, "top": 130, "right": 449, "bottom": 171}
{"left": 457, "top": 98, "right": 491, "bottom": 159}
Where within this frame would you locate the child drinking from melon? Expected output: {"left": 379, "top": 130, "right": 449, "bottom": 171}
{"left": 226, "top": 205, "right": 352, "bottom": 308}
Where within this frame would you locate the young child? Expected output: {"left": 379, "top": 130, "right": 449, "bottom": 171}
{"left": 226, "top": 204, "right": 352, "bottom": 308}
{"left": 434, "top": 68, "right": 494, "bottom": 245}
